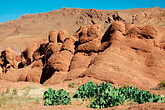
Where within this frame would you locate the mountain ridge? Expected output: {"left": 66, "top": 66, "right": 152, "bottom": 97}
{"left": 0, "top": 7, "right": 165, "bottom": 52}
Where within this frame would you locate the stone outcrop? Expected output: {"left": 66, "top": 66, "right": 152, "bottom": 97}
{"left": 43, "top": 43, "right": 62, "bottom": 64}
{"left": 1, "top": 7, "right": 165, "bottom": 52}
{"left": 57, "top": 30, "right": 68, "bottom": 43}
{"left": 48, "top": 30, "right": 58, "bottom": 43}
{"left": 60, "top": 37, "right": 76, "bottom": 54}
{"left": 0, "top": 48, "right": 18, "bottom": 73}
{"left": 1, "top": 22, "right": 165, "bottom": 89}
{"left": 74, "top": 24, "right": 102, "bottom": 44}
{"left": 82, "top": 22, "right": 165, "bottom": 89}
{"left": 33, "top": 41, "right": 49, "bottom": 61}
{"left": 20, "top": 43, "right": 40, "bottom": 67}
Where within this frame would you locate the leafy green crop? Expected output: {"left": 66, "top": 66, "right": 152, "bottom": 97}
{"left": 73, "top": 81, "right": 165, "bottom": 109}
{"left": 73, "top": 81, "right": 98, "bottom": 99}
{"left": 118, "top": 86, "right": 165, "bottom": 104}
{"left": 43, "top": 82, "right": 165, "bottom": 108}
{"left": 88, "top": 83, "right": 126, "bottom": 108}
{"left": 43, "top": 88, "right": 71, "bottom": 106}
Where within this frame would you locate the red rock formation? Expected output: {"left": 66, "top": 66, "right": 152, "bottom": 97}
{"left": 1, "top": 7, "right": 165, "bottom": 51}
{"left": 48, "top": 30, "right": 58, "bottom": 43}
{"left": 1, "top": 21, "right": 165, "bottom": 90}
{"left": 20, "top": 43, "right": 39, "bottom": 67}
{"left": 0, "top": 48, "right": 18, "bottom": 72}
{"left": 57, "top": 30, "right": 68, "bottom": 43}
{"left": 43, "top": 42, "right": 62, "bottom": 64}
{"left": 82, "top": 22, "right": 165, "bottom": 89}
{"left": 33, "top": 41, "right": 49, "bottom": 61}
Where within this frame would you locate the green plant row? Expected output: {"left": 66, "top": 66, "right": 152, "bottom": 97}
{"left": 74, "top": 82, "right": 165, "bottom": 109}
{"left": 43, "top": 88, "right": 71, "bottom": 106}
{"left": 43, "top": 81, "right": 165, "bottom": 109}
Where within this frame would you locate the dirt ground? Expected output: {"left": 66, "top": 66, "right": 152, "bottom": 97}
{"left": 0, "top": 77, "right": 165, "bottom": 110}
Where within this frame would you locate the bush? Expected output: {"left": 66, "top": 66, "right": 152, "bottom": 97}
{"left": 158, "top": 80, "right": 165, "bottom": 88}
{"left": 43, "top": 82, "right": 165, "bottom": 108}
{"left": 88, "top": 83, "right": 125, "bottom": 108}
{"left": 74, "top": 81, "right": 165, "bottom": 109}
{"left": 43, "top": 88, "right": 71, "bottom": 106}
{"left": 68, "top": 82, "right": 77, "bottom": 88}
{"left": 118, "top": 86, "right": 164, "bottom": 104}
{"left": 73, "top": 81, "right": 98, "bottom": 99}
{"left": 150, "top": 80, "right": 165, "bottom": 90}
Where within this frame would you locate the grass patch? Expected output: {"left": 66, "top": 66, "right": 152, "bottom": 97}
{"left": 22, "top": 85, "right": 39, "bottom": 90}
{"left": 0, "top": 87, "right": 43, "bottom": 110}
{"left": 13, "top": 88, "right": 17, "bottom": 95}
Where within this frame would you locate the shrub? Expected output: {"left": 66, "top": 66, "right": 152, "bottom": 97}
{"left": 43, "top": 82, "right": 165, "bottom": 108}
{"left": 158, "top": 80, "right": 165, "bottom": 88}
{"left": 73, "top": 81, "right": 98, "bottom": 100}
{"left": 74, "top": 81, "right": 165, "bottom": 109}
{"left": 88, "top": 83, "right": 125, "bottom": 108}
{"left": 43, "top": 88, "right": 71, "bottom": 106}
{"left": 68, "top": 82, "right": 77, "bottom": 88}
{"left": 150, "top": 80, "right": 165, "bottom": 90}
{"left": 118, "top": 86, "right": 164, "bottom": 104}
{"left": 12, "top": 88, "right": 17, "bottom": 95}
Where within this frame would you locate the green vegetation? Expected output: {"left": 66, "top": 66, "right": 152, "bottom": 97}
{"left": 73, "top": 82, "right": 165, "bottom": 108}
{"left": 0, "top": 88, "right": 42, "bottom": 109}
{"left": 12, "top": 88, "right": 17, "bottom": 95}
{"left": 73, "top": 81, "right": 98, "bottom": 99}
{"left": 43, "top": 81, "right": 165, "bottom": 109}
{"left": 150, "top": 80, "right": 165, "bottom": 90}
{"left": 43, "top": 88, "right": 71, "bottom": 106}
{"left": 158, "top": 80, "right": 165, "bottom": 89}
{"left": 68, "top": 81, "right": 78, "bottom": 88}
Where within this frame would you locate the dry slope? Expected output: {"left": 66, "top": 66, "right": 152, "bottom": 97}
{"left": 0, "top": 7, "right": 165, "bottom": 52}
{"left": 1, "top": 21, "right": 165, "bottom": 90}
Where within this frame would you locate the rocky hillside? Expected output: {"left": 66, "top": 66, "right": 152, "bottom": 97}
{"left": 1, "top": 20, "right": 165, "bottom": 90}
{"left": 0, "top": 7, "right": 165, "bottom": 53}
{"left": 0, "top": 7, "right": 165, "bottom": 89}
{"left": 0, "top": 7, "right": 165, "bottom": 110}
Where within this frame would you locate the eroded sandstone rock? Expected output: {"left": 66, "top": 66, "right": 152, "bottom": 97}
{"left": 33, "top": 41, "right": 49, "bottom": 61}
{"left": 20, "top": 43, "right": 39, "bottom": 67}
{"left": 57, "top": 30, "right": 68, "bottom": 43}
{"left": 40, "top": 50, "right": 73, "bottom": 84}
{"left": 0, "top": 48, "right": 17, "bottom": 72}
{"left": 2, "top": 21, "right": 165, "bottom": 90}
{"left": 81, "top": 22, "right": 165, "bottom": 89}
{"left": 43, "top": 43, "right": 62, "bottom": 64}
{"left": 48, "top": 30, "right": 58, "bottom": 43}
{"left": 60, "top": 37, "right": 76, "bottom": 54}
{"left": 68, "top": 52, "right": 97, "bottom": 79}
